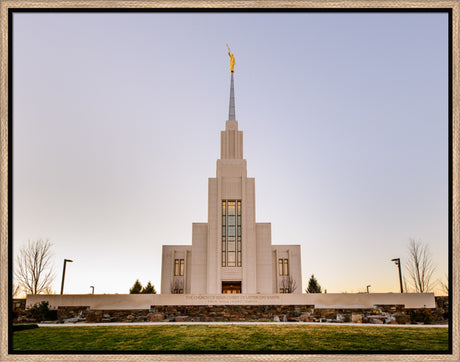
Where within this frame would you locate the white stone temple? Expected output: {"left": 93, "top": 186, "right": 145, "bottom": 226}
{"left": 160, "top": 67, "right": 302, "bottom": 295}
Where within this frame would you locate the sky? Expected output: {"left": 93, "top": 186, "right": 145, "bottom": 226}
{"left": 12, "top": 11, "right": 449, "bottom": 295}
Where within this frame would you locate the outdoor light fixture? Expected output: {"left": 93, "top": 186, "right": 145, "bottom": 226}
{"left": 366, "top": 285, "right": 371, "bottom": 294}
{"left": 90, "top": 286, "right": 95, "bottom": 294}
{"left": 60, "top": 259, "right": 73, "bottom": 295}
{"left": 391, "top": 258, "right": 404, "bottom": 293}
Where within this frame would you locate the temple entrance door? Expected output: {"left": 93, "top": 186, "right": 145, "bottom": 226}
{"left": 222, "top": 281, "right": 242, "bottom": 294}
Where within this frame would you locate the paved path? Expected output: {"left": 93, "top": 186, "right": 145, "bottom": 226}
{"left": 38, "top": 321, "right": 448, "bottom": 328}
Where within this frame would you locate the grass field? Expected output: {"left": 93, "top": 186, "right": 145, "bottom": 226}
{"left": 12, "top": 324, "right": 449, "bottom": 352}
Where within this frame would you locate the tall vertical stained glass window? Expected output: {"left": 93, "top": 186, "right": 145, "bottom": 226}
{"left": 222, "top": 200, "right": 242, "bottom": 267}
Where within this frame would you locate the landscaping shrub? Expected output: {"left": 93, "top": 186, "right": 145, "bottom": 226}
{"left": 13, "top": 324, "right": 39, "bottom": 332}
{"left": 410, "top": 309, "right": 435, "bottom": 324}
{"left": 28, "top": 301, "right": 57, "bottom": 322}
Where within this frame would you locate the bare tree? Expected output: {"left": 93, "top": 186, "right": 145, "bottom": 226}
{"left": 281, "top": 276, "right": 297, "bottom": 293}
{"left": 405, "top": 239, "right": 436, "bottom": 293}
{"left": 403, "top": 276, "right": 410, "bottom": 293}
{"left": 439, "top": 274, "right": 449, "bottom": 296}
{"left": 12, "top": 283, "right": 22, "bottom": 298}
{"left": 14, "top": 239, "right": 56, "bottom": 295}
{"left": 43, "top": 286, "right": 56, "bottom": 295}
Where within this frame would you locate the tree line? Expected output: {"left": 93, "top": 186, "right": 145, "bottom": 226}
{"left": 129, "top": 279, "right": 156, "bottom": 294}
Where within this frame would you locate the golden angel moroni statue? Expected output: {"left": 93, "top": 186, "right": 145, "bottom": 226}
{"left": 227, "top": 44, "right": 235, "bottom": 73}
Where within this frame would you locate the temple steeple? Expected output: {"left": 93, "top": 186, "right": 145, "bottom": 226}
{"left": 226, "top": 44, "right": 236, "bottom": 121}
{"left": 221, "top": 46, "right": 242, "bottom": 159}
{"left": 228, "top": 72, "right": 236, "bottom": 120}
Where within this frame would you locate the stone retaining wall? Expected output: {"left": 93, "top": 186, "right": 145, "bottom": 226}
{"left": 15, "top": 296, "right": 449, "bottom": 325}
{"left": 50, "top": 303, "right": 447, "bottom": 324}
{"left": 152, "top": 305, "right": 315, "bottom": 322}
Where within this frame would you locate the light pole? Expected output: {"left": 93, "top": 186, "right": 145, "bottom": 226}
{"left": 366, "top": 285, "right": 371, "bottom": 294}
{"left": 90, "top": 286, "right": 94, "bottom": 294}
{"left": 391, "top": 258, "right": 404, "bottom": 293}
{"left": 60, "top": 259, "right": 73, "bottom": 294}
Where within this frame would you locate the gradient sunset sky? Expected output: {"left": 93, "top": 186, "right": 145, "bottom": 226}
{"left": 13, "top": 11, "right": 448, "bottom": 295}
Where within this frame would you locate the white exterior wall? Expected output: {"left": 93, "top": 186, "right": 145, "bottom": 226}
{"left": 243, "top": 177, "right": 257, "bottom": 293}
{"left": 272, "top": 245, "right": 302, "bottom": 294}
{"left": 160, "top": 245, "right": 191, "bottom": 294}
{"left": 160, "top": 119, "right": 303, "bottom": 296}
{"left": 207, "top": 177, "right": 219, "bottom": 293}
{"left": 190, "top": 223, "right": 207, "bottom": 294}
{"left": 160, "top": 246, "right": 173, "bottom": 294}
{"left": 27, "top": 293, "right": 436, "bottom": 310}
{"left": 255, "top": 223, "right": 273, "bottom": 293}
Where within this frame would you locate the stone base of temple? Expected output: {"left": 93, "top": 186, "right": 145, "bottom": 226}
{"left": 14, "top": 298, "right": 449, "bottom": 324}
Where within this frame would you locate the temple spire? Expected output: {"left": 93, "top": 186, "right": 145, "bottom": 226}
{"left": 227, "top": 44, "right": 236, "bottom": 120}
{"left": 228, "top": 72, "right": 236, "bottom": 120}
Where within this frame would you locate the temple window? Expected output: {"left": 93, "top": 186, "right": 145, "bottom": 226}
{"left": 279, "top": 258, "right": 289, "bottom": 276}
{"left": 174, "top": 259, "right": 184, "bottom": 276}
{"left": 222, "top": 200, "right": 242, "bottom": 267}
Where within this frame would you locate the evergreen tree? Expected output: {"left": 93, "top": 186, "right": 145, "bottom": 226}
{"left": 129, "top": 279, "right": 143, "bottom": 294}
{"left": 141, "top": 281, "right": 157, "bottom": 294}
{"left": 306, "top": 274, "right": 322, "bottom": 293}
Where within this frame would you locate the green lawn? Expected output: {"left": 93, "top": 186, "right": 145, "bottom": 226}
{"left": 12, "top": 325, "right": 449, "bottom": 352}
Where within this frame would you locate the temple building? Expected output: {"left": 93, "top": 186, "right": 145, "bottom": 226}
{"left": 161, "top": 49, "right": 302, "bottom": 295}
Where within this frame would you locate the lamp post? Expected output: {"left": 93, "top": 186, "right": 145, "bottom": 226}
{"left": 366, "top": 285, "right": 371, "bottom": 294}
{"left": 60, "top": 259, "right": 73, "bottom": 294}
{"left": 391, "top": 258, "right": 404, "bottom": 293}
{"left": 90, "top": 286, "right": 94, "bottom": 294}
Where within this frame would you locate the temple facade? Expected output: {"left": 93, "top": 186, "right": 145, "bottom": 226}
{"left": 160, "top": 70, "right": 302, "bottom": 295}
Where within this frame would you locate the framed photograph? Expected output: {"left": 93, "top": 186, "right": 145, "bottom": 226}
{"left": 1, "top": 1, "right": 457, "bottom": 361}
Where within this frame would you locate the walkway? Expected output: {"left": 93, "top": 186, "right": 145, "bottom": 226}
{"left": 37, "top": 321, "right": 448, "bottom": 328}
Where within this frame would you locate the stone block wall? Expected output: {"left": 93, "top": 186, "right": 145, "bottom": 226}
{"left": 57, "top": 306, "right": 89, "bottom": 320}
{"left": 13, "top": 296, "right": 449, "bottom": 325}
{"left": 12, "top": 298, "right": 26, "bottom": 313}
{"left": 57, "top": 307, "right": 151, "bottom": 322}
{"left": 152, "top": 305, "right": 315, "bottom": 322}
